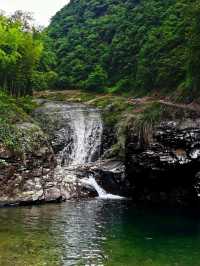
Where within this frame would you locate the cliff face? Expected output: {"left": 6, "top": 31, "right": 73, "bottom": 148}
{"left": 125, "top": 119, "right": 200, "bottom": 206}
{"left": 99, "top": 99, "right": 200, "bottom": 206}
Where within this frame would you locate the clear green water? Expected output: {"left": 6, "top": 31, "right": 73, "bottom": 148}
{"left": 0, "top": 200, "right": 200, "bottom": 266}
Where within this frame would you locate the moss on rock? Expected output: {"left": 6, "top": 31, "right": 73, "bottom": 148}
{"left": 0, "top": 91, "right": 41, "bottom": 155}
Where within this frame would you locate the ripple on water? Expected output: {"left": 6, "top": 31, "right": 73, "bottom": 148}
{"left": 0, "top": 200, "right": 200, "bottom": 266}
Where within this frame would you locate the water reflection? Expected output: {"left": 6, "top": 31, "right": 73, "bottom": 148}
{"left": 0, "top": 200, "right": 200, "bottom": 266}
{"left": 0, "top": 200, "right": 127, "bottom": 266}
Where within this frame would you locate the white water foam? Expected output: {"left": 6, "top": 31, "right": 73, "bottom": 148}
{"left": 81, "top": 176, "right": 125, "bottom": 200}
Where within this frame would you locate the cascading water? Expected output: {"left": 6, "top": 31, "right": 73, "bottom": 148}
{"left": 57, "top": 104, "right": 103, "bottom": 166}
{"left": 35, "top": 101, "right": 123, "bottom": 199}
{"left": 81, "top": 176, "right": 125, "bottom": 199}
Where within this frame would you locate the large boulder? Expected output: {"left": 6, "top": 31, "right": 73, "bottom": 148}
{"left": 66, "top": 160, "right": 128, "bottom": 197}
{"left": 90, "top": 160, "right": 128, "bottom": 196}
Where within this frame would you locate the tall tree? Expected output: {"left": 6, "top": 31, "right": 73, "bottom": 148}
{"left": 0, "top": 12, "right": 57, "bottom": 96}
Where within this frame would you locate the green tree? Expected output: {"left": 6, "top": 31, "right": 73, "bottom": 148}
{"left": 0, "top": 11, "right": 57, "bottom": 95}
{"left": 84, "top": 65, "right": 108, "bottom": 91}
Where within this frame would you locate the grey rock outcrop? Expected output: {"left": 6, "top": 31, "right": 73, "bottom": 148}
{"left": 0, "top": 123, "right": 62, "bottom": 206}
{"left": 0, "top": 119, "right": 101, "bottom": 206}
{"left": 126, "top": 118, "right": 200, "bottom": 205}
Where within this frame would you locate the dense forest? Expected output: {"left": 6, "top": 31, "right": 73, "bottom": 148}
{"left": 0, "top": 11, "right": 57, "bottom": 96}
{"left": 47, "top": 0, "right": 200, "bottom": 99}
{"left": 0, "top": 0, "right": 200, "bottom": 98}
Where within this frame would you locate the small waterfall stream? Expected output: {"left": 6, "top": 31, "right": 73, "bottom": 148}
{"left": 57, "top": 104, "right": 103, "bottom": 166}
{"left": 81, "top": 176, "right": 124, "bottom": 199}
{"left": 56, "top": 102, "right": 123, "bottom": 199}
{"left": 36, "top": 101, "right": 123, "bottom": 199}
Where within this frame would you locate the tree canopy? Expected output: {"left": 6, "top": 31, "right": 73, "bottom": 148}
{"left": 48, "top": 0, "right": 200, "bottom": 97}
{"left": 1, "top": 1, "right": 200, "bottom": 98}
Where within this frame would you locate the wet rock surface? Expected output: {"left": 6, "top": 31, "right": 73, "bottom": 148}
{"left": 89, "top": 160, "right": 128, "bottom": 196}
{"left": 71, "top": 160, "right": 128, "bottom": 196}
{"left": 126, "top": 119, "right": 200, "bottom": 206}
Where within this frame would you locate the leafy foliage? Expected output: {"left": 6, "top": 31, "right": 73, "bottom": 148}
{"left": 47, "top": 0, "right": 200, "bottom": 97}
{"left": 83, "top": 65, "right": 108, "bottom": 91}
{"left": 0, "top": 12, "right": 57, "bottom": 96}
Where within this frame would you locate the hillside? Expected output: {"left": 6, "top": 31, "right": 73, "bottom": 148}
{"left": 48, "top": 0, "right": 200, "bottom": 100}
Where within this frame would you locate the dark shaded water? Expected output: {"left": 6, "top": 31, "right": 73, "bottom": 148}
{"left": 0, "top": 200, "right": 200, "bottom": 266}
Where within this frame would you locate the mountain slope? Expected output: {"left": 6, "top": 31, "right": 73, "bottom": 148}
{"left": 48, "top": 0, "right": 199, "bottom": 98}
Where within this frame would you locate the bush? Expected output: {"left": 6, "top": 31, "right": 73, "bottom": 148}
{"left": 84, "top": 65, "right": 108, "bottom": 92}
{"left": 31, "top": 71, "right": 58, "bottom": 91}
{"left": 106, "top": 79, "right": 133, "bottom": 94}
{"left": 44, "top": 71, "right": 58, "bottom": 89}
{"left": 31, "top": 71, "right": 48, "bottom": 91}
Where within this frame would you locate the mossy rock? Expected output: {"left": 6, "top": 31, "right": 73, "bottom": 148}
{"left": 16, "top": 123, "right": 50, "bottom": 155}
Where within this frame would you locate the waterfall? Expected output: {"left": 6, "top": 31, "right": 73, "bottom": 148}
{"left": 53, "top": 103, "right": 124, "bottom": 199}
{"left": 36, "top": 101, "right": 124, "bottom": 199}
{"left": 81, "top": 176, "right": 124, "bottom": 199}
{"left": 55, "top": 103, "right": 103, "bottom": 167}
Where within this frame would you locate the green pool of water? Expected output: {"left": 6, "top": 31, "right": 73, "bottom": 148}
{"left": 0, "top": 200, "right": 200, "bottom": 266}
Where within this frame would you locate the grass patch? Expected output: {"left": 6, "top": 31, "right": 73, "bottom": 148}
{"left": 127, "top": 101, "right": 198, "bottom": 146}
{"left": 129, "top": 102, "right": 164, "bottom": 146}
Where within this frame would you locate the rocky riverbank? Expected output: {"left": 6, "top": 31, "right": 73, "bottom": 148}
{"left": 1, "top": 91, "right": 200, "bottom": 206}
